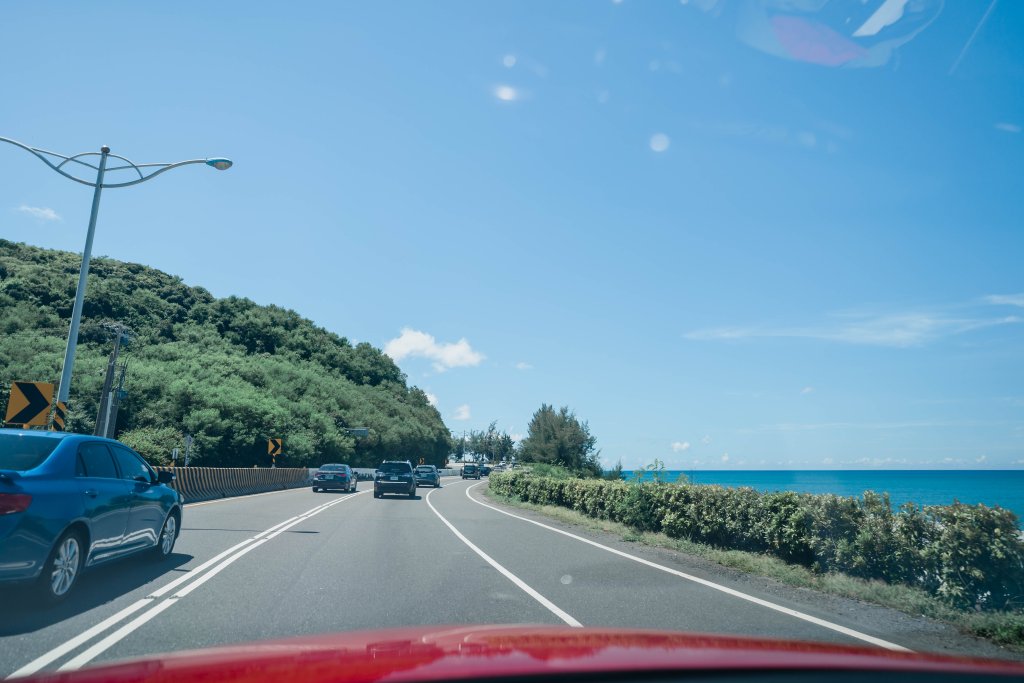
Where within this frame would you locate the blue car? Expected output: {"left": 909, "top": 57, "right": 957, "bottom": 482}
{"left": 0, "top": 430, "right": 183, "bottom": 603}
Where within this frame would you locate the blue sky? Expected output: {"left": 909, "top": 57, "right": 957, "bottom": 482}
{"left": 2, "top": 1, "right": 1022, "bottom": 469}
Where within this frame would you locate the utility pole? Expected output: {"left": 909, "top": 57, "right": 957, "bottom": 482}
{"left": 104, "top": 359, "right": 128, "bottom": 439}
{"left": 95, "top": 323, "right": 130, "bottom": 438}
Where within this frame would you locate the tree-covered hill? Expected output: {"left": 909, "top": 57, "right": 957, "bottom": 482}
{"left": 0, "top": 239, "right": 450, "bottom": 467}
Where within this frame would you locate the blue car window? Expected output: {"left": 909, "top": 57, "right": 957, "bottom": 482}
{"left": 111, "top": 446, "right": 154, "bottom": 482}
{"left": 78, "top": 442, "right": 118, "bottom": 479}
{"left": 0, "top": 433, "right": 60, "bottom": 470}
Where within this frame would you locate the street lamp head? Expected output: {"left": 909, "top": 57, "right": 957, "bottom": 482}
{"left": 101, "top": 145, "right": 110, "bottom": 154}
{"left": 205, "top": 158, "right": 233, "bottom": 171}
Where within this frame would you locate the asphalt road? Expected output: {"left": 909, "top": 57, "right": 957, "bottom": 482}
{"left": 0, "top": 477, "right": 1014, "bottom": 677}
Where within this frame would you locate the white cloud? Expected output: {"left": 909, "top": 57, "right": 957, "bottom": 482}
{"left": 823, "top": 457, "right": 834, "bottom": 465}
{"left": 721, "top": 453, "right": 730, "bottom": 462}
{"left": 383, "top": 328, "right": 485, "bottom": 372}
{"left": 702, "top": 435, "right": 712, "bottom": 445}
{"left": 976, "top": 455, "right": 987, "bottom": 463}
{"left": 649, "top": 133, "right": 671, "bottom": 152}
{"left": 671, "top": 441, "right": 690, "bottom": 452}
{"left": 685, "top": 311, "right": 1021, "bottom": 348}
{"left": 502, "top": 54, "right": 517, "bottom": 68}
{"left": 801, "top": 386, "right": 815, "bottom": 395}
{"left": 796, "top": 131, "right": 817, "bottom": 148}
{"left": 510, "top": 433, "right": 524, "bottom": 443}
{"left": 17, "top": 205, "right": 61, "bottom": 222}
{"left": 985, "top": 293, "right": 1024, "bottom": 308}
{"left": 453, "top": 404, "right": 471, "bottom": 421}
{"left": 995, "top": 122, "right": 1021, "bottom": 134}
{"left": 425, "top": 392, "right": 438, "bottom": 407}
{"left": 494, "top": 85, "right": 519, "bottom": 102}
{"left": 515, "top": 361, "right": 533, "bottom": 370}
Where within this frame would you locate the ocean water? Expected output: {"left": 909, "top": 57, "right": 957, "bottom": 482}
{"left": 620, "top": 470, "right": 1024, "bottom": 523}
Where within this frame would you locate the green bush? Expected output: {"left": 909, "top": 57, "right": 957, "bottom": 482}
{"left": 118, "top": 425, "right": 184, "bottom": 465}
{"left": 489, "top": 471, "right": 1024, "bottom": 612}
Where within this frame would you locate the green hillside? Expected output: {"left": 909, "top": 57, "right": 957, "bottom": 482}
{"left": 0, "top": 239, "right": 451, "bottom": 467}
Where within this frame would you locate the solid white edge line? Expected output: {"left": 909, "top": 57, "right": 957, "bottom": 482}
{"left": 184, "top": 487, "right": 299, "bottom": 508}
{"left": 5, "top": 598, "right": 152, "bottom": 679}
{"left": 16, "top": 489, "right": 371, "bottom": 676}
{"left": 465, "top": 482, "right": 912, "bottom": 653}
{"left": 58, "top": 598, "right": 180, "bottom": 672}
{"left": 424, "top": 487, "right": 582, "bottom": 628}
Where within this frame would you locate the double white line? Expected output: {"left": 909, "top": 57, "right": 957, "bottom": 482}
{"left": 8, "top": 492, "right": 367, "bottom": 678}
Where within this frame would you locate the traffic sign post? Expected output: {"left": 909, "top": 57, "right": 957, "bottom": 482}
{"left": 5, "top": 381, "right": 54, "bottom": 428}
{"left": 184, "top": 434, "right": 193, "bottom": 466}
{"left": 52, "top": 400, "right": 68, "bottom": 431}
{"left": 171, "top": 448, "right": 179, "bottom": 467}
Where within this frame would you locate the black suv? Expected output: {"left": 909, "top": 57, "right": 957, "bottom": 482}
{"left": 374, "top": 461, "right": 416, "bottom": 498}
{"left": 461, "top": 463, "right": 481, "bottom": 480}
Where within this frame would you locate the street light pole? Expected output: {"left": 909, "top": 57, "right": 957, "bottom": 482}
{"left": 59, "top": 145, "right": 109, "bottom": 405}
{"left": 0, "top": 136, "right": 232, "bottom": 423}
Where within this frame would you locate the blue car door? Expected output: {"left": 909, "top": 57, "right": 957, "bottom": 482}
{"left": 110, "top": 445, "right": 165, "bottom": 551}
{"left": 75, "top": 442, "right": 131, "bottom": 564}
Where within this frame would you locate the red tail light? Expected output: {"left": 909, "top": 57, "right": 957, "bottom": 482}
{"left": 0, "top": 493, "right": 32, "bottom": 515}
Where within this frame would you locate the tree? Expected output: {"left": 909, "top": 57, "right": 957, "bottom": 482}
{"left": 518, "top": 404, "right": 601, "bottom": 476}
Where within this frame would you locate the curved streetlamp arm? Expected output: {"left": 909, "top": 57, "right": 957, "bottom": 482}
{"left": 0, "top": 135, "right": 101, "bottom": 188}
{"left": 0, "top": 136, "right": 224, "bottom": 189}
{"left": 98, "top": 159, "right": 209, "bottom": 188}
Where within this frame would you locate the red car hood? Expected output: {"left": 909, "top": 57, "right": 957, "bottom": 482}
{"left": 22, "top": 626, "right": 1024, "bottom": 683}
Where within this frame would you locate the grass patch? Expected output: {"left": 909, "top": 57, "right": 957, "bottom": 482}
{"left": 485, "top": 486, "right": 1024, "bottom": 653}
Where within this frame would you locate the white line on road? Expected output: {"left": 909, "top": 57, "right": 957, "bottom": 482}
{"left": 464, "top": 482, "right": 911, "bottom": 653}
{"left": 5, "top": 599, "right": 152, "bottom": 679}
{"left": 184, "top": 487, "right": 300, "bottom": 508}
{"left": 58, "top": 598, "right": 180, "bottom": 672}
{"left": 424, "top": 487, "right": 581, "bottom": 628}
{"left": 9, "top": 490, "right": 370, "bottom": 678}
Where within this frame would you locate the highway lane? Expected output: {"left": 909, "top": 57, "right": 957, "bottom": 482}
{"left": 0, "top": 476, "right": 1012, "bottom": 677}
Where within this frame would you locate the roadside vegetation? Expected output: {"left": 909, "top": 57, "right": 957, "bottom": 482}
{"left": 0, "top": 240, "right": 450, "bottom": 467}
{"left": 488, "top": 470, "right": 1024, "bottom": 651}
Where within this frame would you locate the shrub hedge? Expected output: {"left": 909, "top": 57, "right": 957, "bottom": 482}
{"left": 489, "top": 471, "right": 1024, "bottom": 611}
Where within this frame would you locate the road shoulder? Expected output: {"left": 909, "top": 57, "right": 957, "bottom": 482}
{"left": 477, "top": 483, "right": 1024, "bottom": 662}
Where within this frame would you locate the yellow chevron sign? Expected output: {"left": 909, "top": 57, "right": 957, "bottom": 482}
{"left": 5, "top": 381, "right": 54, "bottom": 427}
{"left": 268, "top": 438, "right": 283, "bottom": 456}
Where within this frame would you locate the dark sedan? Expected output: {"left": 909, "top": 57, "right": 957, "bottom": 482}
{"left": 414, "top": 465, "right": 440, "bottom": 488}
{"left": 312, "top": 463, "right": 357, "bottom": 492}
{"left": 0, "top": 430, "right": 182, "bottom": 602}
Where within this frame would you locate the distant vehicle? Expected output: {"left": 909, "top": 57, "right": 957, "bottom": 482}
{"left": 374, "top": 461, "right": 416, "bottom": 498}
{"left": 480, "top": 465, "right": 491, "bottom": 476}
{"left": 414, "top": 465, "right": 440, "bottom": 488}
{"left": 312, "top": 463, "right": 356, "bottom": 493}
{"left": 0, "top": 430, "right": 182, "bottom": 603}
{"left": 461, "top": 463, "right": 481, "bottom": 480}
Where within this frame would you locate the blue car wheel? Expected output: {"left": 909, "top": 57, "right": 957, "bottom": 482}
{"left": 39, "top": 529, "right": 85, "bottom": 603}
